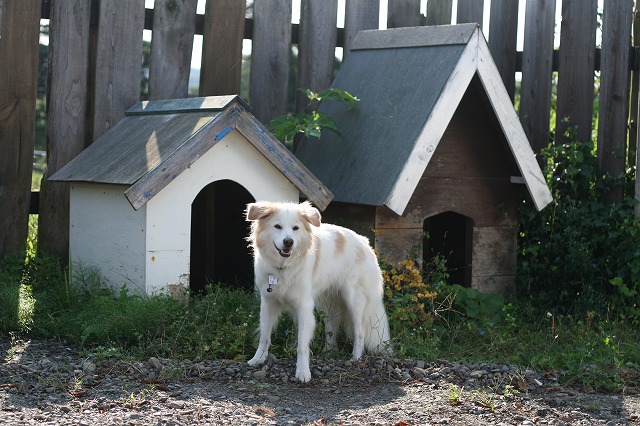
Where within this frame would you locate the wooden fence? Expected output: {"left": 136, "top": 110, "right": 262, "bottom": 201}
{"left": 0, "top": 0, "right": 638, "bottom": 259}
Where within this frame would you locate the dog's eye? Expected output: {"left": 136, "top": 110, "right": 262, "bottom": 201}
{"left": 274, "top": 224, "right": 282, "bottom": 230}
{"left": 293, "top": 226, "right": 299, "bottom": 231}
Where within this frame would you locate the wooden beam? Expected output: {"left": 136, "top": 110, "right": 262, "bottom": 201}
{"left": 0, "top": 0, "right": 41, "bottom": 254}
{"left": 249, "top": 0, "right": 292, "bottom": 124}
{"left": 199, "top": 0, "right": 246, "bottom": 96}
{"left": 149, "top": 0, "right": 196, "bottom": 100}
{"left": 598, "top": 0, "right": 633, "bottom": 203}
{"left": 38, "top": 0, "right": 91, "bottom": 261}
{"left": 91, "top": 0, "right": 145, "bottom": 141}
{"left": 555, "top": 0, "right": 597, "bottom": 146}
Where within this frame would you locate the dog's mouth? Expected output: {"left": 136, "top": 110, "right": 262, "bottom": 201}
{"left": 274, "top": 242, "right": 292, "bottom": 258}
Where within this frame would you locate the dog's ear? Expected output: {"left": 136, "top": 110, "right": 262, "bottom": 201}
{"left": 300, "top": 202, "right": 321, "bottom": 227}
{"left": 246, "top": 202, "right": 274, "bottom": 221}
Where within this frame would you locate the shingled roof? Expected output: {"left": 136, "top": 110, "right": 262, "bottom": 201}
{"left": 49, "top": 95, "right": 332, "bottom": 210}
{"left": 295, "top": 24, "right": 552, "bottom": 215}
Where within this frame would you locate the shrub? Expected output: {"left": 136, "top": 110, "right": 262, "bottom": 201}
{"left": 518, "top": 140, "right": 640, "bottom": 321}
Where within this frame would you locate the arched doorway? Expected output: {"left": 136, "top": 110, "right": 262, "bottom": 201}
{"left": 423, "top": 212, "right": 473, "bottom": 287}
{"left": 190, "top": 180, "right": 255, "bottom": 293}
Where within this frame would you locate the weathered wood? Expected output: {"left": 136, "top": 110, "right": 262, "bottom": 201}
{"left": 519, "top": 0, "right": 557, "bottom": 154}
{"left": 149, "top": 0, "right": 196, "bottom": 100}
{"left": 555, "top": 0, "right": 597, "bottom": 145}
{"left": 343, "top": 0, "right": 378, "bottom": 59}
{"left": 199, "top": 0, "right": 245, "bottom": 96}
{"left": 127, "top": 95, "right": 238, "bottom": 115}
{"left": 0, "top": 0, "right": 41, "bottom": 255}
{"left": 249, "top": 0, "right": 291, "bottom": 124}
{"left": 387, "top": 0, "right": 422, "bottom": 28}
{"left": 456, "top": 0, "right": 484, "bottom": 27}
{"left": 598, "top": 0, "right": 633, "bottom": 203}
{"left": 351, "top": 23, "right": 477, "bottom": 50}
{"left": 629, "top": 4, "right": 640, "bottom": 171}
{"left": 234, "top": 107, "right": 333, "bottom": 210}
{"left": 38, "top": 0, "right": 91, "bottom": 261}
{"left": 92, "top": 0, "right": 145, "bottom": 141}
{"left": 488, "top": 0, "right": 519, "bottom": 101}
{"left": 295, "top": 0, "right": 339, "bottom": 113}
{"left": 425, "top": 0, "right": 452, "bottom": 26}
{"left": 477, "top": 35, "right": 554, "bottom": 211}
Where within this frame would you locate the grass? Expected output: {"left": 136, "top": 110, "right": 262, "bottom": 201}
{"left": 1, "top": 222, "right": 638, "bottom": 394}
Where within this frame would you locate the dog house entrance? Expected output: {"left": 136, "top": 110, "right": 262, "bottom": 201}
{"left": 423, "top": 212, "right": 473, "bottom": 287}
{"left": 190, "top": 180, "right": 254, "bottom": 293}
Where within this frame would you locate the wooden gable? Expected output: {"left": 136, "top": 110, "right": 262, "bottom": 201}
{"left": 49, "top": 96, "right": 332, "bottom": 211}
{"left": 295, "top": 24, "right": 551, "bottom": 215}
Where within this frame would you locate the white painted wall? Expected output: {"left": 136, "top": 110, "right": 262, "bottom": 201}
{"left": 144, "top": 129, "right": 298, "bottom": 294}
{"left": 69, "top": 183, "right": 147, "bottom": 293}
{"left": 69, "top": 130, "right": 300, "bottom": 295}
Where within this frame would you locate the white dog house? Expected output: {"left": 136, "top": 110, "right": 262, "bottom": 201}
{"left": 49, "top": 96, "right": 332, "bottom": 295}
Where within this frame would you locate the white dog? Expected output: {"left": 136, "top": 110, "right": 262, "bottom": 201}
{"left": 245, "top": 201, "right": 391, "bottom": 382}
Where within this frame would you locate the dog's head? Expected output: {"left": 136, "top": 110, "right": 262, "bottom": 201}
{"left": 245, "top": 201, "right": 321, "bottom": 260}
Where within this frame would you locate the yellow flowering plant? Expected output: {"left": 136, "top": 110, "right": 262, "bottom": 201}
{"left": 381, "top": 258, "right": 440, "bottom": 328}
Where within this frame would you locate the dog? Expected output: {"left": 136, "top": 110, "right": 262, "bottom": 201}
{"left": 245, "top": 201, "right": 391, "bottom": 382}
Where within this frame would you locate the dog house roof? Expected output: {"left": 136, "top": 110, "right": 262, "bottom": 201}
{"left": 295, "top": 24, "right": 552, "bottom": 215}
{"left": 49, "top": 95, "right": 332, "bottom": 211}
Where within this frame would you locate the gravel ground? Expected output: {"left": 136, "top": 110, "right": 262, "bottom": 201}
{"left": 1, "top": 339, "right": 639, "bottom": 425}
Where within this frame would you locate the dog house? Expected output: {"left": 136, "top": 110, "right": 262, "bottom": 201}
{"left": 296, "top": 24, "right": 552, "bottom": 294}
{"left": 49, "top": 95, "right": 332, "bottom": 295}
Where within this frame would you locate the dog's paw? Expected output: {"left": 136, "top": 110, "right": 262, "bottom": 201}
{"left": 247, "top": 356, "right": 264, "bottom": 367}
{"left": 295, "top": 367, "right": 312, "bottom": 383}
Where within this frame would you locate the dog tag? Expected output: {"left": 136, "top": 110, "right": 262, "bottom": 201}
{"left": 267, "top": 274, "right": 278, "bottom": 292}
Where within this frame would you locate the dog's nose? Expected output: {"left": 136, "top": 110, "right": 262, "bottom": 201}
{"left": 283, "top": 237, "right": 293, "bottom": 248}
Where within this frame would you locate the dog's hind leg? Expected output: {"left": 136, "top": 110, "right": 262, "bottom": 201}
{"left": 343, "top": 286, "right": 365, "bottom": 361}
{"left": 248, "top": 298, "right": 282, "bottom": 367}
{"left": 293, "top": 301, "right": 316, "bottom": 382}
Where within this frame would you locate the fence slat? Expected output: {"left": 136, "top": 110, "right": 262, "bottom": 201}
{"left": 199, "top": 0, "right": 245, "bottom": 96}
{"left": 344, "top": 0, "right": 379, "bottom": 58}
{"left": 387, "top": 0, "right": 422, "bottom": 28}
{"left": 0, "top": 0, "right": 41, "bottom": 255}
{"left": 38, "top": 0, "right": 91, "bottom": 261}
{"left": 426, "top": 0, "right": 452, "bottom": 26}
{"left": 598, "top": 0, "right": 633, "bottom": 203}
{"left": 92, "top": 0, "right": 145, "bottom": 141}
{"left": 519, "top": 0, "right": 557, "bottom": 155}
{"left": 488, "top": 0, "right": 519, "bottom": 101}
{"left": 555, "top": 0, "right": 597, "bottom": 146}
{"left": 295, "top": 0, "right": 339, "bottom": 113}
{"left": 249, "top": 0, "right": 292, "bottom": 124}
{"left": 456, "top": 0, "right": 483, "bottom": 27}
{"left": 149, "top": 0, "right": 196, "bottom": 100}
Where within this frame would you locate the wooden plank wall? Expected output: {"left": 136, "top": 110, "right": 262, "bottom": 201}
{"left": 519, "top": 0, "right": 557, "bottom": 156}
{"left": 149, "top": 0, "right": 197, "bottom": 100}
{"left": 0, "top": 0, "right": 41, "bottom": 254}
{"left": 555, "top": 0, "right": 598, "bottom": 146}
{"left": 2, "top": 0, "right": 640, "bottom": 257}
{"left": 598, "top": 0, "right": 634, "bottom": 203}
{"left": 38, "top": 0, "right": 91, "bottom": 261}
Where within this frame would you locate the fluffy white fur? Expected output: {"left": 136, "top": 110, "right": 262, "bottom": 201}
{"left": 245, "top": 201, "right": 391, "bottom": 382}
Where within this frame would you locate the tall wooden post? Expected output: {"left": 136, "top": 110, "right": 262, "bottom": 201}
{"left": 38, "top": 0, "right": 92, "bottom": 261}
{"left": 0, "top": 0, "right": 41, "bottom": 255}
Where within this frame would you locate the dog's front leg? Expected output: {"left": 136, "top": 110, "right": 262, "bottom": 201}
{"left": 294, "top": 301, "right": 315, "bottom": 382}
{"left": 248, "top": 296, "right": 281, "bottom": 367}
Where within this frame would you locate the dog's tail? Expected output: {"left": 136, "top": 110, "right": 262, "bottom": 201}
{"left": 364, "top": 297, "right": 392, "bottom": 356}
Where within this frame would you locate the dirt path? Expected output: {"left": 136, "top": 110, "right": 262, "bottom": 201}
{"left": 1, "top": 339, "right": 638, "bottom": 425}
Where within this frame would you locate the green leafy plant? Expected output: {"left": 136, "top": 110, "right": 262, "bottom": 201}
{"left": 267, "top": 88, "right": 359, "bottom": 145}
{"left": 517, "top": 139, "right": 640, "bottom": 321}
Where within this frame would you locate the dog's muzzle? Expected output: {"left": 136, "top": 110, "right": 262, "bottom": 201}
{"left": 274, "top": 241, "right": 292, "bottom": 258}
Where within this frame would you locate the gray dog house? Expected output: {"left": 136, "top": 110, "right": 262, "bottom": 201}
{"left": 50, "top": 95, "right": 332, "bottom": 295}
{"left": 296, "top": 24, "right": 552, "bottom": 294}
